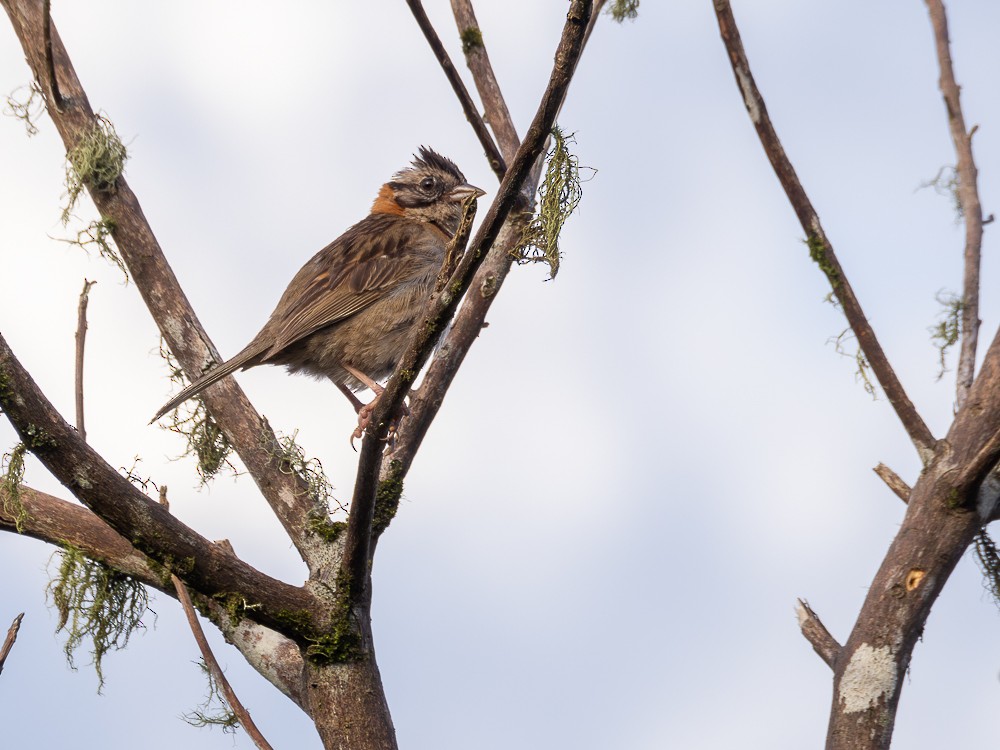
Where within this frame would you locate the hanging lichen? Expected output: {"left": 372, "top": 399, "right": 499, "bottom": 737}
{"left": 514, "top": 126, "right": 588, "bottom": 280}
{"left": 607, "top": 0, "right": 639, "bottom": 21}
{"left": 62, "top": 114, "right": 128, "bottom": 225}
{"left": 159, "top": 339, "right": 235, "bottom": 484}
{"left": 56, "top": 216, "right": 127, "bottom": 282}
{"left": 830, "top": 327, "right": 876, "bottom": 399}
{"left": 929, "top": 290, "right": 964, "bottom": 380}
{"left": 3, "top": 82, "right": 44, "bottom": 136}
{"left": 183, "top": 658, "right": 239, "bottom": 734}
{"left": 1, "top": 442, "right": 29, "bottom": 533}
{"left": 268, "top": 428, "right": 346, "bottom": 541}
{"left": 47, "top": 545, "right": 150, "bottom": 692}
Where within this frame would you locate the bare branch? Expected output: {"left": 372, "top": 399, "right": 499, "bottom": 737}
{"left": 795, "top": 599, "right": 840, "bottom": 670}
{"left": 343, "top": 0, "right": 595, "bottom": 600}
{"left": 712, "top": 0, "right": 936, "bottom": 462}
{"left": 0, "top": 612, "right": 24, "bottom": 675}
{"left": 160, "top": 486, "right": 274, "bottom": 750}
{"left": 0, "top": 0, "right": 326, "bottom": 570}
{"left": 404, "top": 0, "right": 506, "bottom": 180}
{"left": 924, "top": 0, "right": 985, "bottom": 410}
{"left": 449, "top": 0, "right": 520, "bottom": 164}
{"left": 874, "top": 463, "right": 911, "bottom": 503}
{"left": 74, "top": 278, "right": 95, "bottom": 440}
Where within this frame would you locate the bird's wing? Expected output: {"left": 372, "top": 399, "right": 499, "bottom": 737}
{"left": 264, "top": 217, "right": 429, "bottom": 358}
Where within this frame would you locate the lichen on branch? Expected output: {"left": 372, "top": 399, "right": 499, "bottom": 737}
{"left": 47, "top": 544, "right": 151, "bottom": 692}
{"left": 62, "top": 114, "right": 128, "bottom": 225}
{"left": 515, "top": 126, "right": 588, "bottom": 279}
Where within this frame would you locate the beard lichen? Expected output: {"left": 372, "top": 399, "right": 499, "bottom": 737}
{"left": 47, "top": 545, "right": 151, "bottom": 692}
{"left": 159, "top": 339, "right": 235, "bottom": 484}
{"left": 62, "top": 114, "right": 128, "bottom": 225}
{"left": 515, "top": 126, "right": 588, "bottom": 280}
{"left": 1, "top": 441, "right": 29, "bottom": 533}
{"left": 183, "top": 658, "right": 239, "bottom": 734}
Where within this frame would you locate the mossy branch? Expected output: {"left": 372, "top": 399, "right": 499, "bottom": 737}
{"left": 47, "top": 544, "right": 151, "bottom": 692}
{"left": 183, "top": 658, "right": 239, "bottom": 734}
{"left": 515, "top": 126, "right": 588, "bottom": 279}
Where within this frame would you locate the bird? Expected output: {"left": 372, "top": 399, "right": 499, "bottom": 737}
{"left": 151, "top": 147, "right": 485, "bottom": 438}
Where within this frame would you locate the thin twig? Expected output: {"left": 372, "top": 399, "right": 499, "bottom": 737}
{"left": 343, "top": 0, "right": 595, "bottom": 601}
{"left": 404, "top": 0, "right": 507, "bottom": 180}
{"left": 158, "top": 487, "right": 273, "bottom": 750}
{"left": 712, "top": 0, "right": 936, "bottom": 462}
{"left": 924, "top": 0, "right": 985, "bottom": 410}
{"left": 795, "top": 599, "right": 840, "bottom": 670}
{"left": 75, "top": 278, "right": 95, "bottom": 441}
{"left": 41, "top": 0, "right": 61, "bottom": 111}
{"left": 874, "top": 463, "right": 911, "bottom": 504}
{"left": 0, "top": 612, "right": 24, "bottom": 675}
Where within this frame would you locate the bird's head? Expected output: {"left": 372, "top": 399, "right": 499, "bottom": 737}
{"left": 372, "top": 147, "right": 485, "bottom": 236}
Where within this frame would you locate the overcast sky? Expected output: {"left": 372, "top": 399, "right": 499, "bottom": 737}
{"left": 2, "top": 1, "right": 1000, "bottom": 748}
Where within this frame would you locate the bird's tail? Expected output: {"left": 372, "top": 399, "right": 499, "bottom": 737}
{"left": 149, "top": 346, "right": 262, "bottom": 424}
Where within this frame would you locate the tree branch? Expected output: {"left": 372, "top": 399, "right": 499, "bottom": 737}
{"left": 873, "top": 463, "right": 911, "bottom": 503}
{"left": 711, "top": 0, "right": 936, "bottom": 462}
{"left": 342, "top": 0, "right": 595, "bottom": 600}
{"left": 924, "top": 0, "right": 985, "bottom": 410}
{"left": 404, "top": 0, "right": 506, "bottom": 179}
{"left": 796, "top": 599, "right": 840, "bottom": 670}
{"left": 0, "top": 612, "right": 24, "bottom": 675}
{"left": 448, "top": 0, "right": 521, "bottom": 164}
{"left": 1, "top": 0, "right": 326, "bottom": 571}
{"left": 0, "top": 332, "right": 321, "bottom": 641}
{"left": 158, "top": 486, "right": 273, "bottom": 750}
{"left": 0, "top": 485, "right": 309, "bottom": 709}
{"left": 74, "top": 278, "right": 95, "bottom": 441}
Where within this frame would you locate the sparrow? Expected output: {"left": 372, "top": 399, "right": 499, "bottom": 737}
{"left": 151, "top": 147, "right": 485, "bottom": 437}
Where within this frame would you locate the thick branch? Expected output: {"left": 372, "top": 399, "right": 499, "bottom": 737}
{"left": 343, "top": 0, "right": 595, "bottom": 599}
{"left": 0, "top": 332, "right": 320, "bottom": 641}
{"left": 796, "top": 599, "right": 840, "bottom": 670}
{"left": 924, "top": 0, "right": 985, "bottom": 409}
{"left": 712, "top": 0, "right": 936, "bottom": 461}
{"left": 1, "top": 0, "right": 325, "bottom": 570}
{"left": 404, "top": 0, "right": 506, "bottom": 179}
{"left": 0, "top": 485, "right": 309, "bottom": 709}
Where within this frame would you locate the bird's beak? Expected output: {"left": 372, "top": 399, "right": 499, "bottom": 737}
{"left": 448, "top": 183, "right": 487, "bottom": 202}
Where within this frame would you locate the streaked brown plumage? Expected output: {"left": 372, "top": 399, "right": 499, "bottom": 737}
{"left": 152, "top": 148, "right": 484, "bottom": 432}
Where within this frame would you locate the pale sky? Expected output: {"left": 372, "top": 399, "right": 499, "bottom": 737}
{"left": 2, "top": 2, "right": 999, "bottom": 748}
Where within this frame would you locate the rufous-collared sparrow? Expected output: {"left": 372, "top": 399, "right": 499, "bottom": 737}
{"left": 152, "top": 148, "right": 485, "bottom": 434}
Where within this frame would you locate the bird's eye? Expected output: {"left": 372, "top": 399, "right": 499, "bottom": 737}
{"left": 420, "top": 176, "right": 435, "bottom": 191}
